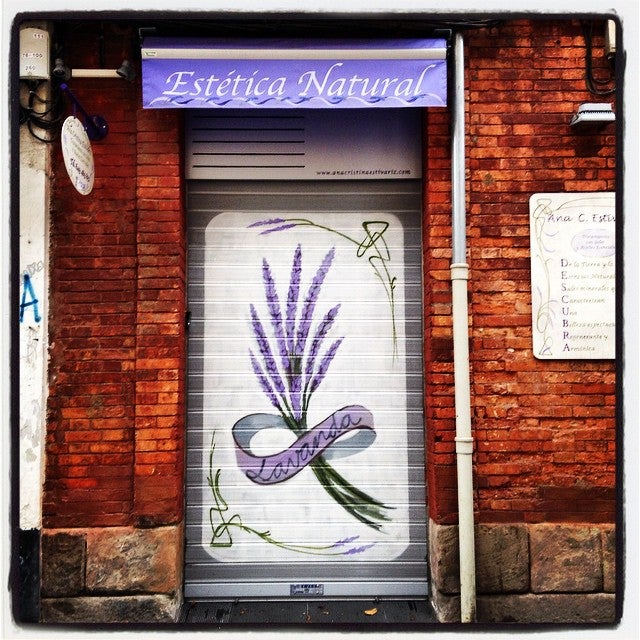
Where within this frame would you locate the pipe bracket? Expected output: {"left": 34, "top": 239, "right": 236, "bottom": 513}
{"left": 455, "top": 436, "right": 474, "bottom": 455}
{"left": 450, "top": 263, "right": 469, "bottom": 281}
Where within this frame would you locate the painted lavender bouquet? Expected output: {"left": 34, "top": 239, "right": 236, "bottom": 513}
{"left": 249, "top": 243, "right": 392, "bottom": 530}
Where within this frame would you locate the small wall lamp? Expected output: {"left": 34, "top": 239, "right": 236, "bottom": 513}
{"left": 52, "top": 57, "right": 71, "bottom": 81}
{"left": 116, "top": 60, "right": 136, "bottom": 82}
{"left": 59, "top": 83, "right": 109, "bottom": 141}
{"left": 570, "top": 103, "right": 615, "bottom": 130}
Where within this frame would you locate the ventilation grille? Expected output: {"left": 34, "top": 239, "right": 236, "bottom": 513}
{"left": 187, "top": 112, "right": 307, "bottom": 178}
{"left": 185, "top": 109, "right": 421, "bottom": 180}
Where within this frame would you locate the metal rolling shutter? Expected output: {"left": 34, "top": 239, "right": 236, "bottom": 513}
{"left": 185, "top": 179, "right": 427, "bottom": 599}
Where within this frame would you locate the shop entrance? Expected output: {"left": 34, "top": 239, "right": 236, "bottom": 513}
{"left": 183, "top": 109, "right": 428, "bottom": 600}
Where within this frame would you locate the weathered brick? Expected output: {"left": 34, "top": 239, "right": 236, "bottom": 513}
{"left": 530, "top": 524, "right": 603, "bottom": 592}
{"left": 85, "top": 525, "right": 182, "bottom": 594}
{"left": 41, "top": 532, "right": 86, "bottom": 597}
{"left": 426, "top": 19, "right": 615, "bottom": 527}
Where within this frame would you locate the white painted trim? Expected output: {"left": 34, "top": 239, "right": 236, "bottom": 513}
{"left": 142, "top": 46, "right": 447, "bottom": 60}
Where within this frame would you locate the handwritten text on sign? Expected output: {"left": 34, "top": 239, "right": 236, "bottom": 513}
{"left": 61, "top": 116, "right": 95, "bottom": 195}
{"left": 529, "top": 192, "right": 615, "bottom": 359}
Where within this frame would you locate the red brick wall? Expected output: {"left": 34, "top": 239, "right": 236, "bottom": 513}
{"left": 44, "top": 18, "right": 616, "bottom": 531}
{"left": 44, "top": 24, "right": 186, "bottom": 528}
{"left": 133, "top": 108, "right": 185, "bottom": 527}
{"left": 423, "top": 19, "right": 616, "bottom": 525}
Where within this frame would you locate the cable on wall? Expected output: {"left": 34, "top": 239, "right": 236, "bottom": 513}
{"left": 19, "top": 80, "right": 65, "bottom": 143}
{"left": 581, "top": 20, "right": 616, "bottom": 96}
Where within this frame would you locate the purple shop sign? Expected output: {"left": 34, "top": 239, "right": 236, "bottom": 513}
{"left": 141, "top": 38, "right": 448, "bottom": 109}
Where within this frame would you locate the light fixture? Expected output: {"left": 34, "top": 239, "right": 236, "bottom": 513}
{"left": 116, "top": 59, "right": 136, "bottom": 82}
{"left": 52, "top": 58, "right": 136, "bottom": 80}
{"left": 570, "top": 103, "right": 615, "bottom": 130}
{"left": 59, "top": 83, "right": 109, "bottom": 141}
{"left": 52, "top": 57, "right": 71, "bottom": 82}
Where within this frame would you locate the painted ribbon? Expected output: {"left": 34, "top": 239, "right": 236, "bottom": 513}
{"left": 232, "top": 405, "right": 376, "bottom": 485}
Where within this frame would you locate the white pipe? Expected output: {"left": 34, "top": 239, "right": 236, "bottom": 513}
{"left": 451, "top": 31, "right": 477, "bottom": 623}
{"left": 451, "top": 263, "right": 476, "bottom": 622}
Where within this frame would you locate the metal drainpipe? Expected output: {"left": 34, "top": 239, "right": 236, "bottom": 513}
{"left": 450, "top": 30, "right": 477, "bottom": 623}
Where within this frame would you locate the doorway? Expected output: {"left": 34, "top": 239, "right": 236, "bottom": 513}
{"left": 183, "top": 109, "right": 428, "bottom": 600}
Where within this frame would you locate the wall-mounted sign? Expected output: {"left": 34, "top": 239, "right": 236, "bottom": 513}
{"left": 141, "top": 38, "right": 447, "bottom": 109}
{"left": 529, "top": 192, "right": 615, "bottom": 359}
{"left": 60, "top": 116, "right": 95, "bottom": 195}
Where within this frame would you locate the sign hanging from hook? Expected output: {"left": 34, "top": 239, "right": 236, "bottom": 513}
{"left": 60, "top": 115, "right": 95, "bottom": 195}
{"left": 59, "top": 83, "right": 109, "bottom": 141}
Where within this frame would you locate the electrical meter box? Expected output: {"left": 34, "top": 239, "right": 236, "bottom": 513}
{"left": 20, "top": 28, "right": 50, "bottom": 80}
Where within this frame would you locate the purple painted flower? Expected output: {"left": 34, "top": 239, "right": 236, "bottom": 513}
{"left": 309, "top": 337, "right": 344, "bottom": 395}
{"left": 247, "top": 246, "right": 391, "bottom": 531}
{"left": 262, "top": 258, "right": 290, "bottom": 375}
{"left": 285, "top": 245, "right": 302, "bottom": 361}
{"left": 250, "top": 304, "right": 286, "bottom": 397}
{"left": 247, "top": 218, "right": 286, "bottom": 228}
{"left": 250, "top": 245, "right": 341, "bottom": 427}
{"left": 305, "top": 303, "right": 341, "bottom": 379}
{"left": 295, "top": 247, "right": 336, "bottom": 361}
{"left": 249, "top": 351, "right": 282, "bottom": 412}
{"left": 247, "top": 218, "right": 299, "bottom": 235}
{"left": 343, "top": 543, "right": 376, "bottom": 555}
{"left": 331, "top": 535, "right": 360, "bottom": 548}
{"left": 259, "top": 223, "right": 298, "bottom": 235}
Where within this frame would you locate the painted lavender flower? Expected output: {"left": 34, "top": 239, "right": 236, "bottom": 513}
{"left": 208, "top": 434, "right": 378, "bottom": 556}
{"left": 249, "top": 216, "right": 399, "bottom": 359}
{"left": 249, "top": 244, "right": 392, "bottom": 530}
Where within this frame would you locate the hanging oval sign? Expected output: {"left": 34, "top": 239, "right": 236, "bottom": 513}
{"left": 61, "top": 115, "right": 95, "bottom": 195}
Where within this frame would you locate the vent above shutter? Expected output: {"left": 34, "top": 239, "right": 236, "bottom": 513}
{"left": 186, "top": 108, "right": 422, "bottom": 180}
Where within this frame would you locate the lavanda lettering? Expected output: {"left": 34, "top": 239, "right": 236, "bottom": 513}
{"left": 246, "top": 411, "right": 365, "bottom": 484}
{"left": 163, "top": 70, "right": 287, "bottom": 98}
{"left": 298, "top": 62, "right": 435, "bottom": 99}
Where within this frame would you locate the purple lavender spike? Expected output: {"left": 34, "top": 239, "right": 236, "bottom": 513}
{"left": 331, "top": 535, "right": 360, "bottom": 548}
{"left": 304, "top": 303, "right": 341, "bottom": 379}
{"left": 260, "top": 223, "right": 297, "bottom": 235}
{"left": 250, "top": 304, "right": 286, "bottom": 396}
{"left": 249, "top": 350, "right": 282, "bottom": 411}
{"left": 309, "top": 337, "right": 344, "bottom": 395}
{"left": 343, "top": 543, "right": 375, "bottom": 555}
{"left": 295, "top": 247, "right": 336, "bottom": 359}
{"left": 262, "top": 258, "right": 290, "bottom": 376}
{"left": 290, "top": 373, "right": 302, "bottom": 422}
{"left": 285, "top": 245, "right": 302, "bottom": 360}
{"left": 247, "top": 218, "right": 286, "bottom": 228}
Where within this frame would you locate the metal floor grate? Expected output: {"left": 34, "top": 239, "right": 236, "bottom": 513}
{"left": 181, "top": 599, "right": 437, "bottom": 626}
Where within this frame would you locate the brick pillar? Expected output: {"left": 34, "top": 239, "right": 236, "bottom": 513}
{"left": 422, "top": 108, "right": 459, "bottom": 526}
{"left": 45, "top": 77, "right": 139, "bottom": 528}
{"left": 42, "top": 59, "right": 186, "bottom": 623}
{"left": 133, "top": 108, "right": 186, "bottom": 526}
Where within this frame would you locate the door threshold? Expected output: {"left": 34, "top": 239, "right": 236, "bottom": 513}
{"left": 180, "top": 598, "right": 437, "bottom": 626}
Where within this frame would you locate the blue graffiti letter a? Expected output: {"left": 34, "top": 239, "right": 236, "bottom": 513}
{"left": 20, "top": 273, "right": 42, "bottom": 323}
